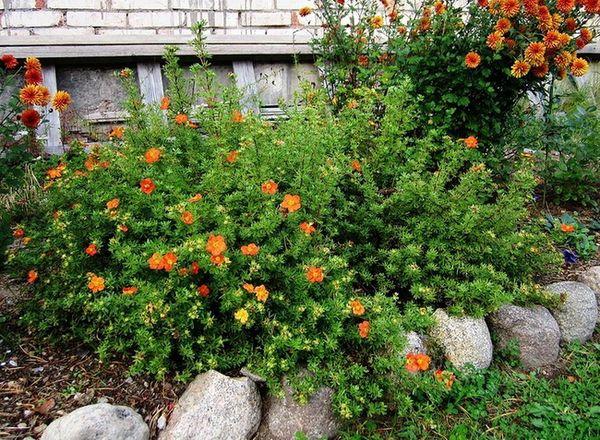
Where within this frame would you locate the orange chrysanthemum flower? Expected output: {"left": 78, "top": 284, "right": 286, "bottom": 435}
{"left": 231, "top": 109, "right": 245, "bottom": 123}
{"left": 570, "top": 57, "right": 589, "bottom": 76}
{"left": 557, "top": 0, "right": 575, "bottom": 12}
{"left": 27, "top": 269, "right": 38, "bottom": 284}
{"left": 140, "top": 178, "right": 156, "bottom": 195}
{"left": 261, "top": 180, "right": 279, "bottom": 195}
{"left": 20, "top": 109, "right": 41, "bottom": 129}
{"left": 554, "top": 51, "right": 572, "bottom": 69}
{"left": 88, "top": 274, "right": 105, "bottom": 293}
{"left": 281, "top": 194, "right": 301, "bottom": 213}
{"left": 564, "top": 17, "right": 577, "bottom": 32}
{"left": 299, "top": 6, "right": 313, "bottom": 16}
{"left": 465, "top": 52, "right": 481, "bottom": 68}
{"left": 1, "top": 54, "right": 18, "bottom": 69}
{"left": 160, "top": 96, "right": 170, "bottom": 110}
{"left": 106, "top": 198, "right": 120, "bottom": 210}
{"left": 358, "top": 320, "right": 371, "bottom": 338}
{"left": 434, "top": 0, "right": 446, "bottom": 13}
{"left": 561, "top": 223, "right": 575, "bottom": 233}
{"left": 20, "top": 84, "right": 50, "bottom": 106}
{"left": 524, "top": 42, "right": 546, "bottom": 67}
{"left": 241, "top": 243, "right": 260, "bottom": 256}
{"left": 499, "top": 0, "right": 520, "bottom": 16}
{"left": 25, "top": 57, "right": 41, "bottom": 72}
{"left": 299, "top": 222, "right": 316, "bottom": 235}
{"left": 85, "top": 244, "right": 98, "bottom": 256}
{"left": 349, "top": 299, "right": 365, "bottom": 316}
{"left": 198, "top": 284, "right": 210, "bottom": 297}
{"left": 306, "top": 266, "right": 325, "bottom": 283}
{"left": 495, "top": 18, "right": 511, "bottom": 34}
{"left": 52, "top": 91, "right": 72, "bottom": 112}
{"left": 370, "top": 15, "right": 384, "bottom": 28}
{"left": 181, "top": 211, "right": 194, "bottom": 225}
{"left": 24, "top": 68, "right": 43, "bottom": 85}
{"left": 511, "top": 59, "right": 531, "bottom": 78}
{"left": 486, "top": 32, "right": 505, "bottom": 50}
{"left": 464, "top": 136, "right": 478, "bottom": 149}
{"left": 144, "top": 147, "right": 161, "bottom": 164}
{"left": 175, "top": 113, "right": 189, "bottom": 125}
{"left": 122, "top": 286, "right": 138, "bottom": 295}
{"left": 580, "top": 28, "right": 593, "bottom": 43}
{"left": 532, "top": 62, "right": 549, "bottom": 78}
{"left": 206, "top": 234, "right": 227, "bottom": 256}
{"left": 226, "top": 150, "right": 239, "bottom": 163}
{"left": 543, "top": 30, "right": 562, "bottom": 49}
{"left": 254, "top": 284, "right": 269, "bottom": 302}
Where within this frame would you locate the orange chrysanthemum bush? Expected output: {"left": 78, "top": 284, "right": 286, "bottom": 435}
{"left": 6, "top": 42, "right": 410, "bottom": 420}
{"left": 311, "top": 0, "right": 598, "bottom": 164}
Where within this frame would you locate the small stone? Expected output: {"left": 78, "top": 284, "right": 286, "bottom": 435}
{"left": 546, "top": 282, "right": 598, "bottom": 343}
{"left": 399, "top": 331, "right": 426, "bottom": 358}
{"left": 157, "top": 414, "right": 167, "bottom": 430}
{"left": 430, "top": 309, "right": 493, "bottom": 370}
{"left": 240, "top": 367, "right": 267, "bottom": 383}
{"left": 159, "top": 370, "right": 261, "bottom": 440}
{"left": 41, "top": 403, "right": 148, "bottom": 440}
{"left": 488, "top": 304, "right": 560, "bottom": 370}
{"left": 258, "top": 382, "right": 338, "bottom": 440}
{"left": 579, "top": 266, "right": 600, "bottom": 306}
{"left": 96, "top": 397, "right": 109, "bottom": 404}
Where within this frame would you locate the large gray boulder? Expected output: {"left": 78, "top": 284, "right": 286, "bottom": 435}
{"left": 546, "top": 282, "right": 598, "bottom": 343}
{"left": 488, "top": 304, "right": 560, "bottom": 370}
{"left": 41, "top": 403, "right": 148, "bottom": 440}
{"left": 258, "top": 383, "right": 338, "bottom": 440}
{"left": 430, "top": 309, "right": 493, "bottom": 370}
{"left": 159, "top": 370, "right": 261, "bottom": 440}
{"left": 579, "top": 266, "right": 600, "bottom": 307}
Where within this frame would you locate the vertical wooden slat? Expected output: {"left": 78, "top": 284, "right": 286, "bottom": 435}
{"left": 39, "top": 65, "right": 63, "bottom": 155}
{"left": 136, "top": 61, "right": 165, "bottom": 104}
{"left": 232, "top": 61, "right": 259, "bottom": 113}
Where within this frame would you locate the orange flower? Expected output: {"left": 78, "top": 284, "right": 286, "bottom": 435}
{"left": 160, "top": 96, "right": 170, "bottom": 110}
{"left": 231, "top": 109, "right": 245, "bottom": 123}
{"left": 495, "top": 17, "right": 511, "bottom": 34}
{"left": 148, "top": 252, "right": 165, "bottom": 270}
{"left": 25, "top": 57, "right": 42, "bottom": 72}
{"left": 434, "top": 369, "right": 456, "bottom": 389}
{"left": 140, "top": 178, "right": 156, "bottom": 195}
{"left": 198, "top": 284, "right": 210, "bottom": 297}
{"left": 557, "top": 0, "right": 575, "bottom": 12}
{"left": 106, "top": 198, "right": 120, "bottom": 210}
{"left": 434, "top": 0, "right": 446, "bottom": 13}
{"left": 46, "top": 165, "right": 64, "bottom": 180}
{"left": 465, "top": 52, "right": 481, "bottom": 68}
{"left": 351, "top": 160, "right": 362, "bottom": 172}
{"left": 299, "top": 222, "right": 316, "bottom": 235}
{"left": 109, "top": 126, "right": 125, "bottom": 139}
{"left": 189, "top": 193, "right": 203, "bottom": 202}
{"left": 27, "top": 270, "right": 38, "bottom": 284}
{"left": 1, "top": 54, "right": 18, "bottom": 69}
{"left": 261, "top": 180, "right": 279, "bottom": 195}
{"left": 85, "top": 244, "right": 98, "bottom": 256}
{"left": 511, "top": 60, "right": 530, "bottom": 78}
{"left": 531, "top": 62, "right": 549, "bottom": 78}
{"left": 144, "top": 147, "right": 162, "bottom": 164}
{"left": 254, "top": 284, "right": 269, "bottom": 302}
{"left": 560, "top": 223, "right": 575, "bottom": 233}
{"left": 405, "top": 353, "right": 431, "bottom": 372}
{"left": 24, "top": 68, "right": 43, "bottom": 85}
{"left": 241, "top": 243, "right": 260, "bottom": 256}
{"left": 20, "top": 84, "right": 47, "bottom": 106}
{"left": 122, "top": 286, "right": 138, "bottom": 296}
{"left": 524, "top": 42, "right": 546, "bottom": 67}
{"left": 358, "top": 320, "right": 371, "bottom": 338}
{"left": 162, "top": 252, "right": 178, "bottom": 271}
{"left": 570, "top": 57, "right": 589, "bottom": 77}
{"left": 190, "top": 261, "right": 200, "bottom": 275}
{"left": 181, "top": 211, "right": 194, "bottom": 225}
{"left": 306, "top": 266, "right": 324, "bottom": 283}
{"left": 175, "top": 113, "right": 189, "bottom": 125}
{"left": 499, "top": 0, "right": 520, "bottom": 16}
{"left": 211, "top": 254, "right": 226, "bottom": 266}
{"left": 370, "top": 15, "right": 384, "bottom": 28}
{"left": 13, "top": 228, "right": 25, "bottom": 238}
{"left": 299, "top": 6, "right": 313, "bottom": 16}
{"left": 226, "top": 150, "right": 239, "bottom": 163}
{"left": 206, "top": 234, "right": 227, "bottom": 256}
{"left": 357, "top": 55, "right": 369, "bottom": 67}
{"left": 52, "top": 91, "right": 72, "bottom": 112}
{"left": 349, "top": 299, "right": 365, "bottom": 316}
{"left": 20, "top": 109, "right": 41, "bottom": 129}
{"left": 243, "top": 283, "right": 255, "bottom": 293}
{"left": 543, "top": 30, "right": 562, "bottom": 49}
{"left": 486, "top": 32, "right": 505, "bottom": 50}
{"left": 281, "top": 194, "right": 301, "bottom": 213}
{"left": 554, "top": 51, "right": 572, "bottom": 70}
{"left": 564, "top": 17, "right": 577, "bottom": 32}
{"left": 88, "top": 274, "right": 105, "bottom": 293}
{"left": 464, "top": 136, "right": 478, "bottom": 149}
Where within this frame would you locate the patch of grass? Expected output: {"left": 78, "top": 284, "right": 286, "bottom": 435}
{"left": 343, "top": 339, "right": 600, "bottom": 439}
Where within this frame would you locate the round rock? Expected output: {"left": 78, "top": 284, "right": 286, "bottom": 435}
{"left": 578, "top": 266, "right": 600, "bottom": 307}
{"left": 546, "top": 281, "right": 598, "bottom": 343}
{"left": 488, "top": 304, "right": 560, "bottom": 370}
{"left": 430, "top": 309, "right": 493, "bottom": 370}
{"left": 159, "top": 370, "right": 261, "bottom": 440}
{"left": 258, "top": 383, "right": 338, "bottom": 440}
{"left": 41, "top": 403, "right": 149, "bottom": 440}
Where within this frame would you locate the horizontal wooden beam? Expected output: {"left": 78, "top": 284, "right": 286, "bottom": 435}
{"left": 0, "top": 34, "right": 313, "bottom": 59}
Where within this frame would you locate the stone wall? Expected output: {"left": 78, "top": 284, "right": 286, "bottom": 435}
{"left": 0, "top": 0, "right": 318, "bottom": 37}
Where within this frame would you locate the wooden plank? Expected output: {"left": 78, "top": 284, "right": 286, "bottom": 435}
{"left": 136, "top": 62, "right": 164, "bottom": 104}
{"left": 37, "top": 65, "right": 63, "bottom": 155}
{"left": 232, "top": 61, "right": 259, "bottom": 113}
